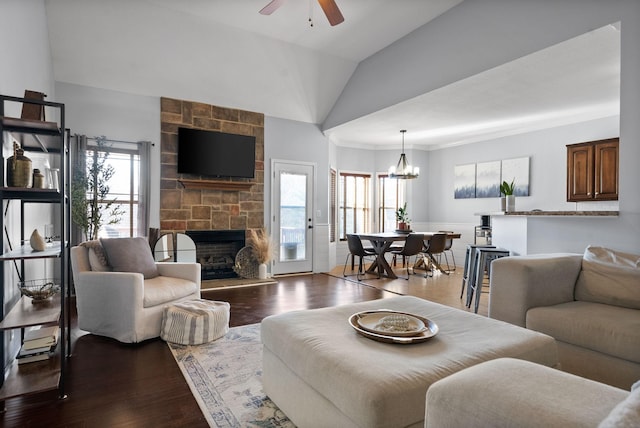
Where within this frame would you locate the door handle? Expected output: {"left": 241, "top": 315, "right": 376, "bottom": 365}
{"left": 308, "top": 225, "right": 314, "bottom": 229}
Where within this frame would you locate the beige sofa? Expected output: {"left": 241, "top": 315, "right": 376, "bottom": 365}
{"left": 488, "top": 246, "right": 640, "bottom": 389}
{"left": 71, "top": 237, "right": 201, "bottom": 343}
{"left": 424, "top": 358, "right": 637, "bottom": 428}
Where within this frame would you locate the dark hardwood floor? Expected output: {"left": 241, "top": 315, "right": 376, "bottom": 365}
{"left": 1, "top": 268, "right": 482, "bottom": 427}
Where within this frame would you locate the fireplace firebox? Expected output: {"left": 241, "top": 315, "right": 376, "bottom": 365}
{"left": 186, "top": 230, "right": 245, "bottom": 280}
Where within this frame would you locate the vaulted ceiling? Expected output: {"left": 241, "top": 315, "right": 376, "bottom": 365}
{"left": 44, "top": 0, "right": 619, "bottom": 149}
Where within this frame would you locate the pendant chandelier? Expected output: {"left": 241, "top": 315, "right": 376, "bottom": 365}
{"left": 388, "top": 130, "right": 419, "bottom": 179}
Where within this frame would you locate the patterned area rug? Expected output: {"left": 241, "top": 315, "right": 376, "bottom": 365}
{"left": 167, "top": 324, "right": 296, "bottom": 428}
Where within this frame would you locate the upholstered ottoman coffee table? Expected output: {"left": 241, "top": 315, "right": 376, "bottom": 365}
{"left": 261, "top": 296, "right": 558, "bottom": 428}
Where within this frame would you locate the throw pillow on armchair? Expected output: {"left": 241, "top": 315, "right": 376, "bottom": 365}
{"left": 100, "top": 236, "right": 159, "bottom": 279}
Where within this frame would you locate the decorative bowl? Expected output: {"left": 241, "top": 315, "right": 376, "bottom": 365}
{"left": 18, "top": 279, "right": 60, "bottom": 301}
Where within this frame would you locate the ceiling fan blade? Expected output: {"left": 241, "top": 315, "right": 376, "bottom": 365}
{"left": 259, "top": 0, "right": 286, "bottom": 15}
{"left": 317, "top": 0, "right": 344, "bottom": 26}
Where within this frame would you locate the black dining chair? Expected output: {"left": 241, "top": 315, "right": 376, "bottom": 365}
{"left": 343, "top": 234, "right": 377, "bottom": 281}
{"left": 422, "top": 233, "right": 448, "bottom": 277}
{"left": 390, "top": 233, "right": 424, "bottom": 280}
{"left": 438, "top": 230, "right": 457, "bottom": 272}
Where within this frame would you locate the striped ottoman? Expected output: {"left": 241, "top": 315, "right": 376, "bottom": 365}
{"left": 161, "top": 299, "right": 230, "bottom": 345}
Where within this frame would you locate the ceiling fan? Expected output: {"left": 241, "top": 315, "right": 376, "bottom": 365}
{"left": 259, "top": 0, "right": 345, "bottom": 26}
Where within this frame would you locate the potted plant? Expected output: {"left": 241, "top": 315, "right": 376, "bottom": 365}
{"left": 500, "top": 179, "right": 516, "bottom": 212}
{"left": 395, "top": 203, "right": 411, "bottom": 231}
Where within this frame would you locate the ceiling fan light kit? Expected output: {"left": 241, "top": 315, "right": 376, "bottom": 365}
{"left": 389, "top": 130, "right": 420, "bottom": 179}
{"left": 259, "top": 0, "right": 344, "bottom": 26}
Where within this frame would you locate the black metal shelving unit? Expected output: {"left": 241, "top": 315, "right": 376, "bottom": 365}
{"left": 0, "top": 94, "right": 70, "bottom": 401}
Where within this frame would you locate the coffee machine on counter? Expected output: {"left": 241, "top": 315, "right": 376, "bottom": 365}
{"left": 475, "top": 215, "right": 492, "bottom": 245}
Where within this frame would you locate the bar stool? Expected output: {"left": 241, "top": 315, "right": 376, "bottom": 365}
{"left": 468, "top": 247, "right": 510, "bottom": 313}
{"left": 461, "top": 244, "right": 495, "bottom": 306}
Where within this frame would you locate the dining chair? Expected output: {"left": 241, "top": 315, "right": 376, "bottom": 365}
{"left": 390, "top": 233, "right": 425, "bottom": 280}
{"left": 343, "top": 234, "right": 377, "bottom": 281}
{"left": 438, "top": 230, "right": 457, "bottom": 272}
{"left": 422, "top": 233, "right": 448, "bottom": 277}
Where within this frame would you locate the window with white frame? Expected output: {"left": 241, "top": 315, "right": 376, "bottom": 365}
{"left": 377, "top": 174, "right": 405, "bottom": 232}
{"left": 91, "top": 147, "right": 140, "bottom": 238}
{"left": 76, "top": 136, "right": 150, "bottom": 240}
{"left": 338, "top": 172, "right": 371, "bottom": 240}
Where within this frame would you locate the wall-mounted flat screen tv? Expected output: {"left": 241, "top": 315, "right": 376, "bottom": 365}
{"left": 177, "top": 127, "right": 256, "bottom": 179}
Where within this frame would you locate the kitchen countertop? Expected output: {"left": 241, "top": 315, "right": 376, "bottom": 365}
{"left": 475, "top": 211, "right": 619, "bottom": 217}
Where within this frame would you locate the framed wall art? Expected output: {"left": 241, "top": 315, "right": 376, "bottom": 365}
{"left": 501, "top": 157, "right": 530, "bottom": 196}
{"left": 475, "top": 160, "right": 501, "bottom": 198}
{"left": 454, "top": 164, "right": 476, "bottom": 199}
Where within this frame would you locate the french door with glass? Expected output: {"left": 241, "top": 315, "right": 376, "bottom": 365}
{"left": 272, "top": 161, "right": 314, "bottom": 275}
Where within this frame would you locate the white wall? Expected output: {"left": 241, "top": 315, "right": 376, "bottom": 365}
{"left": 0, "top": 0, "right": 55, "bottom": 114}
{"left": 55, "top": 82, "right": 162, "bottom": 229}
{"left": 424, "top": 116, "right": 620, "bottom": 224}
{"left": 264, "top": 116, "right": 330, "bottom": 272}
{"left": 331, "top": 115, "right": 624, "bottom": 264}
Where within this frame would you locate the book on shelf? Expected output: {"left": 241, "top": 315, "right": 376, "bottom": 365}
{"left": 17, "top": 352, "right": 50, "bottom": 365}
{"left": 16, "top": 340, "right": 57, "bottom": 365}
{"left": 23, "top": 325, "right": 59, "bottom": 350}
{"left": 18, "top": 344, "right": 54, "bottom": 358}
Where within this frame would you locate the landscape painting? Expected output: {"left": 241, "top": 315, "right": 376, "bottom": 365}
{"left": 454, "top": 164, "right": 476, "bottom": 199}
{"left": 501, "top": 157, "right": 530, "bottom": 196}
{"left": 475, "top": 161, "right": 501, "bottom": 198}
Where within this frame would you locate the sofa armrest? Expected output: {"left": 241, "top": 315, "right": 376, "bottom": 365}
{"left": 488, "top": 253, "right": 582, "bottom": 327}
{"left": 74, "top": 271, "right": 145, "bottom": 303}
{"left": 425, "top": 358, "right": 627, "bottom": 428}
{"left": 73, "top": 271, "right": 146, "bottom": 341}
{"left": 156, "top": 262, "right": 201, "bottom": 284}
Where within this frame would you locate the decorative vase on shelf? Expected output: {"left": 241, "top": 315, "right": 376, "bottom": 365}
{"left": 506, "top": 195, "right": 516, "bottom": 212}
{"left": 500, "top": 197, "right": 506, "bottom": 212}
{"left": 258, "top": 263, "right": 268, "bottom": 280}
{"left": 29, "top": 229, "right": 46, "bottom": 251}
{"left": 7, "top": 143, "right": 32, "bottom": 188}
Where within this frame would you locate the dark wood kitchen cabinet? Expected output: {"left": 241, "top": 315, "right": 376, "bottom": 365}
{"left": 567, "top": 138, "right": 619, "bottom": 202}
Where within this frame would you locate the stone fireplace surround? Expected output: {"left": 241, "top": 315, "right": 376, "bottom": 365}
{"left": 159, "top": 97, "right": 265, "bottom": 280}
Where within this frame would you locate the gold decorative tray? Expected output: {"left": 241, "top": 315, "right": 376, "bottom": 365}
{"left": 348, "top": 310, "right": 438, "bottom": 344}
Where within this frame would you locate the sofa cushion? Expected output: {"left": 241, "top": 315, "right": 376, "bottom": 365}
{"left": 599, "top": 381, "right": 640, "bottom": 428}
{"left": 527, "top": 301, "right": 640, "bottom": 364}
{"left": 100, "top": 237, "right": 159, "bottom": 279}
{"left": 143, "top": 275, "right": 198, "bottom": 308}
{"left": 80, "top": 240, "right": 111, "bottom": 272}
{"left": 575, "top": 246, "right": 640, "bottom": 310}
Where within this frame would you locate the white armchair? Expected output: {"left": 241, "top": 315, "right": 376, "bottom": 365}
{"left": 70, "top": 238, "right": 201, "bottom": 343}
